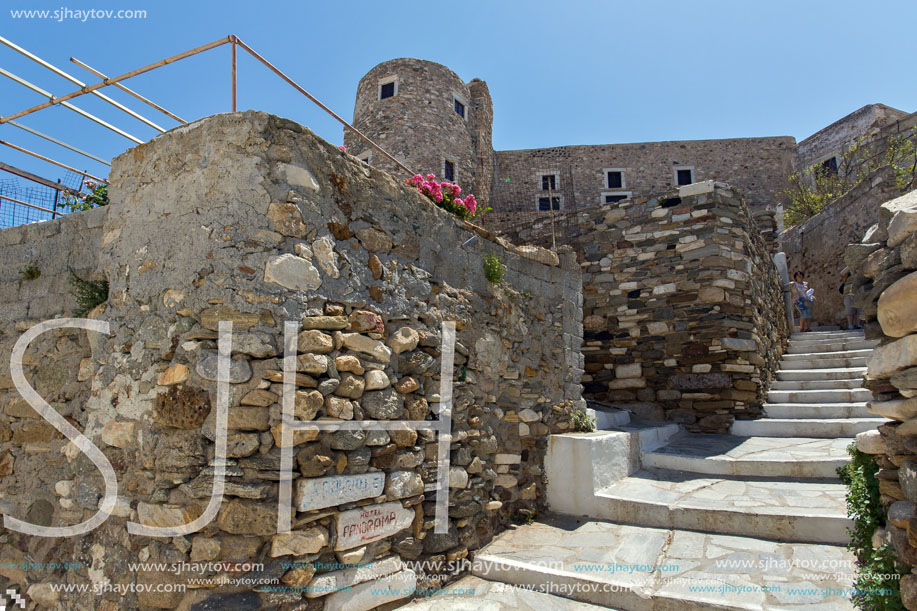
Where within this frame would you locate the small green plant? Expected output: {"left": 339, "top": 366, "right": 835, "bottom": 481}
{"left": 571, "top": 408, "right": 596, "bottom": 432}
{"left": 512, "top": 508, "right": 537, "bottom": 525}
{"left": 20, "top": 263, "right": 40, "bottom": 280}
{"left": 69, "top": 267, "right": 109, "bottom": 316}
{"left": 483, "top": 254, "right": 505, "bottom": 284}
{"left": 837, "top": 443, "right": 908, "bottom": 609}
{"left": 63, "top": 181, "right": 109, "bottom": 212}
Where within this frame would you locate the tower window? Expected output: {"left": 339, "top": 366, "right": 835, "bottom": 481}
{"left": 820, "top": 157, "right": 839, "bottom": 176}
{"left": 541, "top": 174, "right": 557, "bottom": 191}
{"left": 444, "top": 159, "right": 455, "bottom": 182}
{"left": 537, "top": 196, "right": 561, "bottom": 211}
{"left": 606, "top": 171, "right": 624, "bottom": 189}
{"left": 452, "top": 93, "right": 467, "bottom": 120}
{"left": 378, "top": 76, "right": 398, "bottom": 100}
{"left": 675, "top": 167, "right": 695, "bottom": 186}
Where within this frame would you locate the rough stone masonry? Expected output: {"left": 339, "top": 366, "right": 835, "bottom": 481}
{"left": 0, "top": 111, "right": 583, "bottom": 610}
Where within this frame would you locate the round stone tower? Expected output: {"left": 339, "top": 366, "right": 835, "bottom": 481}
{"left": 345, "top": 58, "right": 494, "bottom": 208}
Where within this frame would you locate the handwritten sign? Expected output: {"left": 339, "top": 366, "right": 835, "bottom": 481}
{"left": 334, "top": 502, "right": 414, "bottom": 550}
{"left": 295, "top": 473, "right": 385, "bottom": 512}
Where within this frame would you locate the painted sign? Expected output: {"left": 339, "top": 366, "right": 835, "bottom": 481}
{"left": 295, "top": 473, "right": 385, "bottom": 512}
{"left": 334, "top": 501, "right": 414, "bottom": 550}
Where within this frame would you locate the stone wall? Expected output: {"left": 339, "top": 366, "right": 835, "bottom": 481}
{"left": 780, "top": 167, "right": 904, "bottom": 325}
{"left": 0, "top": 111, "right": 583, "bottom": 610}
{"left": 849, "top": 189, "right": 917, "bottom": 610}
{"left": 489, "top": 136, "right": 795, "bottom": 220}
{"left": 0, "top": 206, "right": 106, "bottom": 322}
{"left": 794, "top": 103, "right": 909, "bottom": 172}
{"left": 494, "top": 181, "right": 787, "bottom": 433}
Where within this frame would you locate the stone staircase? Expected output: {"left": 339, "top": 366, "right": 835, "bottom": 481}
{"left": 731, "top": 330, "right": 881, "bottom": 438}
{"left": 457, "top": 330, "right": 880, "bottom": 610}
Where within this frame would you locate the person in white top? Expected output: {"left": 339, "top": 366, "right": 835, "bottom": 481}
{"left": 791, "top": 271, "right": 814, "bottom": 332}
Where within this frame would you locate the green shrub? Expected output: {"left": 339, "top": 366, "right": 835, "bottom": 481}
{"left": 69, "top": 268, "right": 109, "bottom": 316}
{"left": 571, "top": 408, "right": 596, "bottom": 433}
{"left": 838, "top": 443, "right": 908, "bottom": 609}
{"left": 483, "top": 254, "right": 504, "bottom": 284}
{"left": 64, "top": 182, "right": 108, "bottom": 212}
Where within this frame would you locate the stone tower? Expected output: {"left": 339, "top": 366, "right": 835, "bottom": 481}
{"left": 345, "top": 58, "right": 494, "bottom": 208}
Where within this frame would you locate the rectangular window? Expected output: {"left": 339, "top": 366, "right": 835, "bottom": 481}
{"left": 541, "top": 174, "right": 556, "bottom": 191}
{"left": 820, "top": 157, "right": 839, "bottom": 176}
{"left": 538, "top": 196, "right": 561, "bottom": 211}
{"left": 675, "top": 167, "right": 694, "bottom": 186}
{"left": 454, "top": 98, "right": 465, "bottom": 118}
{"left": 602, "top": 191, "right": 632, "bottom": 204}
{"left": 444, "top": 159, "right": 455, "bottom": 182}
{"left": 607, "top": 171, "right": 623, "bottom": 189}
{"left": 379, "top": 81, "right": 395, "bottom": 100}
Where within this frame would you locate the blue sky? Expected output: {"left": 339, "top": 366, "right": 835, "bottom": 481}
{"left": 1, "top": 0, "right": 915, "bottom": 186}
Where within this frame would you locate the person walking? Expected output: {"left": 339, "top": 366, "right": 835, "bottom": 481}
{"left": 792, "top": 271, "right": 815, "bottom": 332}
{"left": 839, "top": 267, "right": 861, "bottom": 330}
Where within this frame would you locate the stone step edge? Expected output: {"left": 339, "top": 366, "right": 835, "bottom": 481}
{"left": 470, "top": 553, "right": 749, "bottom": 611}
{"left": 640, "top": 450, "right": 848, "bottom": 479}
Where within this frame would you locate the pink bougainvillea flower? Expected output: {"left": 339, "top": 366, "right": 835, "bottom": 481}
{"left": 426, "top": 173, "right": 436, "bottom": 180}
{"left": 338, "top": 145, "right": 347, "bottom": 151}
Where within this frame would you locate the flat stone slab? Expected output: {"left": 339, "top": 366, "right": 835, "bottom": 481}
{"left": 402, "top": 576, "right": 615, "bottom": 610}
{"left": 595, "top": 469, "right": 851, "bottom": 543}
{"left": 472, "top": 516, "right": 856, "bottom": 610}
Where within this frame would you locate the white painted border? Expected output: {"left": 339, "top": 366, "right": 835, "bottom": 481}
{"left": 674, "top": 165, "right": 695, "bottom": 186}
{"left": 536, "top": 194, "right": 563, "bottom": 211}
{"left": 536, "top": 170, "right": 560, "bottom": 192}
{"left": 603, "top": 167, "right": 627, "bottom": 190}
{"left": 601, "top": 191, "right": 632, "bottom": 204}
{"left": 378, "top": 75, "right": 398, "bottom": 100}
{"left": 452, "top": 92, "right": 468, "bottom": 120}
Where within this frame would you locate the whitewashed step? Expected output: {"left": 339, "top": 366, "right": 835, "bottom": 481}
{"left": 778, "top": 356, "right": 867, "bottom": 369}
{"left": 766, "top": 388, "right": 872, "bottom": 403}
{"left": 593, "top": 469, "right": 850, "bottom": 544}
{"left": 790, "top": 330, "right": 864, "bottom": 339}
{"left": 763, "top": 402, "right": 871, "bottom": 419}
{"left": 641, "top": 434, "right": 851, "bottom": 478}
{"left": 770, "top": 378, "right": 865, "bottom": 391}
{"left": 472, "top": 518, "right": 856, "bottom": 611}
{"left": 776, "top": 367, "right": 866, "bottom": 381}
{"left": 782, "top": 348, "right": 873, "bottom": 361}
{"left": 731, "top": 417, "right": 883, "bottom": 438}
{"left": 786, "top": 340, "right": 876, "bottom": 353}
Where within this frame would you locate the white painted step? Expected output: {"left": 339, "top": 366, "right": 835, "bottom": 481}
{"left": 776, "top": 367, "right": 866, "bottom": 381}
{"left": 731, "top": 417, "right": 883, "bottom": 438}
{"left": 593, "top": 469, "right": 850, "bottom": 544}
{"left": 763, "top": 402, "right": 872, "bottom": 419}
{"left": 785, "top": 339, "right": 876, "bottom": 353}
{"left": 782, "top": 348, "right": 873, "bottom": 361}
{"left": 778, "top": 356, "right": 867, "bottom": 369}
{"left": 641, "top": 434, "right": 851, "bottom": 479}
{"left": 473, "top": 518, "right": 856, "bottom": 610}
{"left": 790, "top": 330, "right": 864, "bottom": 339}
{"left": 766, "top": 388, "right": 872, "bottom": 403}
{"left": 770, "top": 378, "right": 865, "bottom": 391}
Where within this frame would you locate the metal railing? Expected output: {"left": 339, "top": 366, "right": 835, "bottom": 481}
{"left": 0, "top": 34, "right": 414, "bottom": 224}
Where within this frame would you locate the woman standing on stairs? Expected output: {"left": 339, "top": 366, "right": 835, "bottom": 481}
{"left": 792, "top": 271, "right": 815, "bottom": 332}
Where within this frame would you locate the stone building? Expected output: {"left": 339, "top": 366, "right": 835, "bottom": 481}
{"left": 345, "top": 58, "right": 909, "bottom": 237}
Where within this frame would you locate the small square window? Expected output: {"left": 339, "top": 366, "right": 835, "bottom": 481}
{"left": 444, "top": 159, "right": 455, "bottom": 182}
{"left": 607, "top": 171, "right": 623, "bottom": 189}
{"left": 379, "top": 81, "right": 395, "bottom": 100}
{"left": 820, "top": 157, "right": 838, "bottom": 176}
{"left": 676, "top": 168, "right": 694, "bottom": 186}
{"left": 454, "top": 98, "right": 465, "bottom": 118}
{"left": 538, "top": 196, "right": 561, "bottom": 211}
{"left": 541, "top": 174, "right": 557, "bottom": 191}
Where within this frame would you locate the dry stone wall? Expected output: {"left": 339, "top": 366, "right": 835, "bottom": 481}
{"left": 497, "top": 182, "right": 787, "bottom": 433}
{"left": 851, "top": 189, "right": 917, "bottom": 610}
{"left": 0, "top": 111, "right": 583, "bottom": 610}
